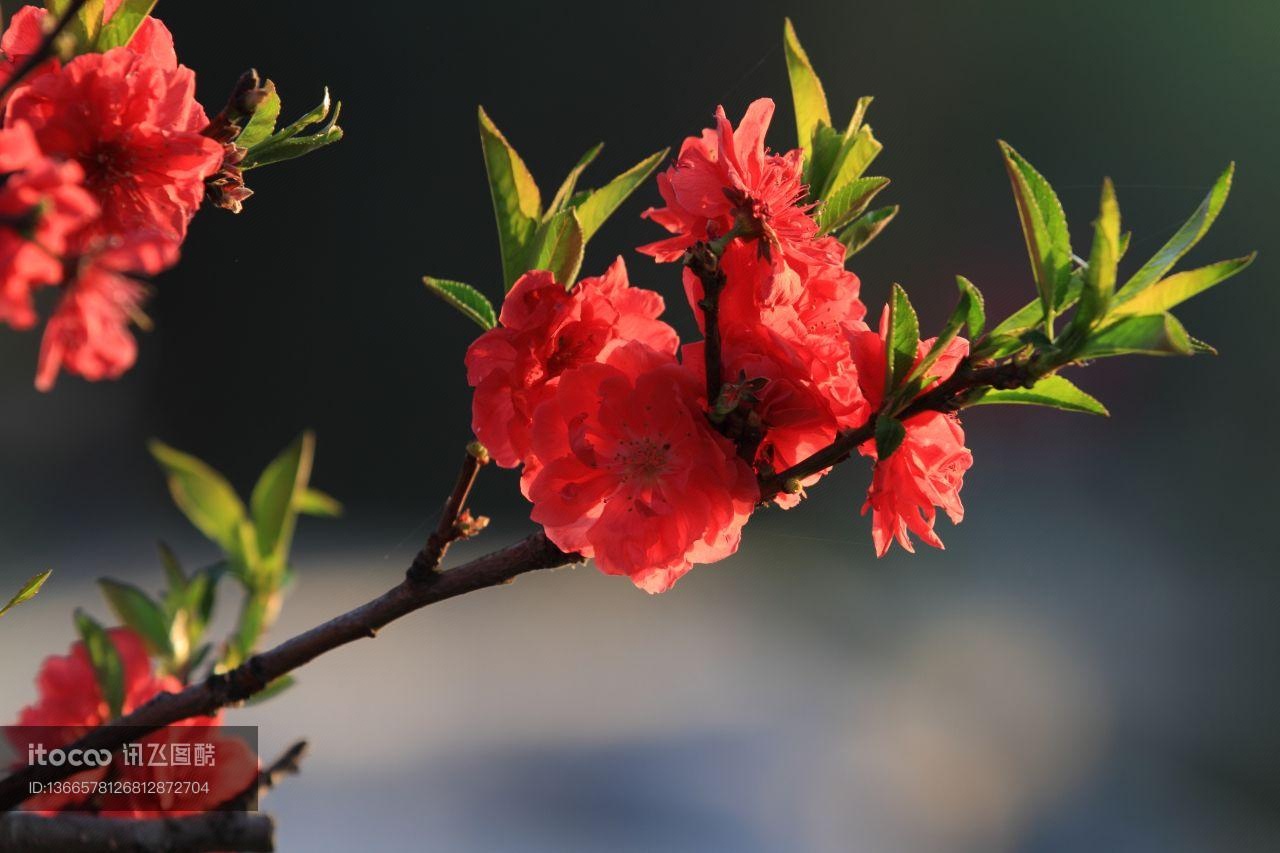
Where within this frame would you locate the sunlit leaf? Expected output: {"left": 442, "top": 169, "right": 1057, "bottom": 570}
{"left": 96, "top": 0, "right": 155, "bottom": 50}
{"left": 1078, "top": 313, "right": 1194, "bottom": 358}
{"left": 250, "top": 432, "right": 315, "bottom": 567}
{"left": 527, "top": 208, "right": 584, "bottom": 287}
{"left": 98, "top": 578, "right": 172, "bottom": 658}
{"left": 296, "top": 487, "right": 343, "bottom": 518}
{"left": 956, "top": 275, "right": 986, "bottom": 338}
{"left": 477, "top": 107, "right": 541, "bottom": 289}
{"left": 998, "top": 141, "right": 1071, "bottom": 330}
{"left": 839, "top": 205, "right": 898, "bottom": 256}
{"left": 1110, "top": 253, "right": 1255, "bottom": 317}
{"left": 423, "top": 277, "right": 497, "bottom": 331}
{"left": 885, "top": 283, "right": 919, "bottom": 394}
{"left": 548, "top": 143, "right": 603, "bottom": 215}
{"left": 815, "top": 176, "right": 889, "bottom": 234}
{"left": 149, "top": 441, "right": 247, "bottom": 556}
{"left": 236, "top": 81, "right": 281, "bottom": 150}
{"left": 783, "top": 18, "right": 831, "bottom": 159}
{"left": 970, "top": 375, "right": 1108, "bottom": 416}
{"left": 574, "top": 149, "right": 667, "bottom": 241}
{"left": 74, "top": 609, "right": 124, "bottom": 719}
{"left": 0, "top": 570, "right": 51, "bottom": 618}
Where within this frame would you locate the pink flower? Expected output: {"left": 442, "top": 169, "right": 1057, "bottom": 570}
{"left": 522, "top": 343, "right": 758, "bottom": 593}
{"left": 466, "top": 257, "right": 678, "bottom": 467}
{"left": 35, "top": 232, "right": 177, "bottom": 391}
{"left": 848, "top": 314, "right": 973, "bottom": 555}
{"left": 0, "top": 122, "right": 98, "bottom": 330}
{"left": 641, "top": 98, "right": 833, "bottom": 304}
{"left": 6, "top": 32, "right": 222, "bottom": 244}
{"left": 0, "top": 6, "right": 47, "bottom": 94}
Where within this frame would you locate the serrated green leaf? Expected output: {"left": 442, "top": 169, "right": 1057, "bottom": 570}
{"left": 874, "top": 415, "right": 907, "bottom": 460}
{"left": 236, "top": 82, "right": 281, "bottom": 150}
{"left": 815, "top": 176, "right": 889, "bottom": 234}
{"left": 0, "top": 570, "right": 51, "bottom": 618}
{"left": 149, "top": 441, "right": 248, "bottom": 556}
{"left": 297, "top": 487, "right": 343, "bottom": 517}
{"left": 1078, "top": 313, "right": 1194, "bottom": 358}
{"left": 527, "top": 208, "right": 584, "bottom": 286}
{"left": 839, "top": 205, "right": 898, "bottom": 257}
{"left": 844, "top": 96, "right": 873, "bottom": 141}
{"left": 885, "top": 284, "right": 920, "bottom": 394}
{"left": 239, "top": 104, "right": 342, "bottom": 169}
{"left": 806, "top": 123, "right": 844, "bottom": 195}
{"left": 96, "top": 0, "right": 155, "bottom": 50}
{"left": 956, "top": 276, "right": 986, "bottom": 338}
{"left": 477, "top": 107, "right": 542, "bottom": 290}
{"left": 244, "top": 674, "right": 296, "bottom": 707}
{"left": 73, "top": 609, "right": 125, "bottom": 719}
{"left": 969, "top": 375, "right": 1109, "bottom": 416}
{"left": 98, "top": 578, "right": 172, "bottom": 658}
{"left": 783, "top": 18, "right": 831, "bottom": 160}
{"left": 1110, "top": 253, "right": 1255, "bottom": 317}
{"left": 1115, "top": 163, "right": 1234, "bottom": 300}
{"left": 423, "top": 277, "right": 497, "bottom": 331}
{"left": 548, "top": 143, "right": 603, "bottom": 215}
{"left": 574, "top": 149, "right": 667, "bottom": 241}
{"left": 250, "top": 432, "right": 315, "bottom": 567}
{"left": 998, "top": 141, "right": 1071, "bottom": 332}
{"left": 907, "top": 280, "right": 977, "bottom": 389}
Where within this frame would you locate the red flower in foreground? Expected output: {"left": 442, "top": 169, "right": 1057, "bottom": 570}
{"left": 466, "top": 257, "right": 678, "bottom": 467}
{"left": 849, "top": 317, "right": 973, "bottom": 555}
{"left": 35, "top": 232, "right": 177, "bottom": 391}
{"left": 10, "top": 627, "right": 256, "bottom": 815}
{"left": 0, "top": 122, "right": 98, "bottom": 329}
{"left": 5, "top": 33, "right": 222, "bottom": 244}
{"left": 523, "top": 343, "right": 758, "bottom": 593}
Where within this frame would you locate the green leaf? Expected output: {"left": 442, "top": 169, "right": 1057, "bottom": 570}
{"left": 297, "top": 487, "right": 344, "bottom": 517}
{"left": 908, "top": 280, "right": 979, "bottom": 388}
{"left": 1078, "top": 313, "right": 1194, "bottom": 359}
{"left": 235, "top": 81, "right": 281, "bottom": 150}
{"left": 820, "top": 125, "right": 882, "bottom": 199}
{"left": 1115, "top": 163, "right": 1235, "bottom": 300}
{"left": 998, "top": 141, "right": 1071, "bottom": 332}
{"left": 244, "top": 674, "right": 296, "bottom": 707}
{"left": 423, "top": 277, "right": 497, "bottom": 331}
{"left": 95, "top": 0, "right": 155, "bottom": 50}
{"left": 0, "top": 570, "right": 51, "bottom": 618}
{"left": 1070, "top": 177, "right": 1122, "bottom": 337}
{"left": 526, "top": 208, "right": 584, "bottom": 286}
{"left": 477, "top": 107, "right": 542, "bottom": 290}
{"left": 73, "top": 609, "right": 125, "bottom": 719}
{"left": 783, "top": 18, "right": 831, "bottom": 159}
{"left": 885, "top": 284, "right": 920, "bottom": 394}
{"left": 956, "top": 276, "right": 986, "bottom": 338}
{"left": 55, "top": 0, "right": 105, "bottom": 51}
{"left": 98, "top": 578, "right": 172, "bottom": 658}
{"left": 1110, "top": 253, "right": 1255, "bottom": 317}
{"left": 815, "top": 176, "right": 889, "bottom": 234}
{"left": 844, "top": 96, "right": 873, "bottom": 141}
{"left": 969, "top": 375, "right": 1109, "bottom": 416}
{"left": 874, "top": 415, "right": 907, "bottom": 460}
{"left": 149, "top": 441, "right": 248, "bottom": 556}
{"left": 239, "top": 88, "right": 342, "bottom": 169}
{"left": 157, "top": 541, "right": 186, "bottom": 594}
{"left": 548, "top": 143, "right": 603, "bottom": 215}
{"left": 573, "top": 149, "right": 667, "bottom": 242}
{"left": 839, "top": 205, "right": 898, "bottom": 257}
{"left": 250, "top": 432, "right": 315, "bottom": 566}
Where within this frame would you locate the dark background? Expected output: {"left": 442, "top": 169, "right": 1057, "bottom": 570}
{"left": 1, "top": 1, "right": 1277, "bottom": 851}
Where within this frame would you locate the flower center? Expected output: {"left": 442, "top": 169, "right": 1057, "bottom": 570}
{"left": 613, "top": 437, "right": 671, "bottom": 485}
{"left": 82, "top": 142, "right": 134, "bottom": 193}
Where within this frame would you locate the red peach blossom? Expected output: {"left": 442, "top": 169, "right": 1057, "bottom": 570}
{"left": 848, "top": 314, "right": 972, "bottom": 555}
{"left": 522, "top": 343, "right": 758, "bottom": 593}
{"left": 34, "top": 232, "right": 178, "bottom": 390}
{"left": 0, "top": 122, "right": 98, "bottom": 330}
{"left": 6, "top": 38, "right": 223, "bottom": 244}
{"left": 466, "top": 257, "right": 678, "bottom": 467}
{"left": 0, "top": 6, "right": 47, "bottom": 94}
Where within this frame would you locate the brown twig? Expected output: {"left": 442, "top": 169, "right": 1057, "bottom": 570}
{"left": 757, "top": 359, "right": 1036, "bottom": 499}
{"left": 0, "top": 533, "right": 581, "bottom": 810}
{"left": 685, "top": 242, "right": 727, "bottom": 407}
{"left": 0, "top": 811, "right": 274, "bottom": 853}
{"left": 0, "top": 0, "right": 92, "bottom": 103}
{"left": 218, "top": 739, "right": 309, "bottom": 812}
{"left": 407, "top": 444, "right": 490, "bottom": 580}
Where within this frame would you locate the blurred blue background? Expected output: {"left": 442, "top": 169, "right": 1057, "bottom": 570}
{"left": 1, "top": 0, "right": 1277, "bottom": 850}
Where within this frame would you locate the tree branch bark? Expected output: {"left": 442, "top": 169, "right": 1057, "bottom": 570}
{"left": 0, "top": 811, "right": 274, "bottom": 853}
{"left": 407, "top": 447, "right": 489, "bottom": 581}
{"left": 686, "top": 242, "right": 727, "bottom": 407}
{"left": 0, "top": 532, "right": 581, "bottom": 810}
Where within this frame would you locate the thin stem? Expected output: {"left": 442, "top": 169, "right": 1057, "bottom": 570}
{"left": 218, "top": 739, "right": 308, "bottom": 812}
{"left": 0, "top": 0, "right": 91, "bottom": 102}
{"left": 685, "top": 242, "right": 728, "bottom": 407}
{"left": 0, "top": 532, "right": 581, "bottom": 811}
{"left": 407, "top": 445, "right": 489, "bottom": 580}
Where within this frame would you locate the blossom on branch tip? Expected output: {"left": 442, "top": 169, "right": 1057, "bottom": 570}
{"left": 522, "top": 342, "right": 758, "bottom": 592}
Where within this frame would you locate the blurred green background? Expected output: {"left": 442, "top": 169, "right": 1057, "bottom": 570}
{"left": 1, "top": 1, "right": 1277, "bottom": 850}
